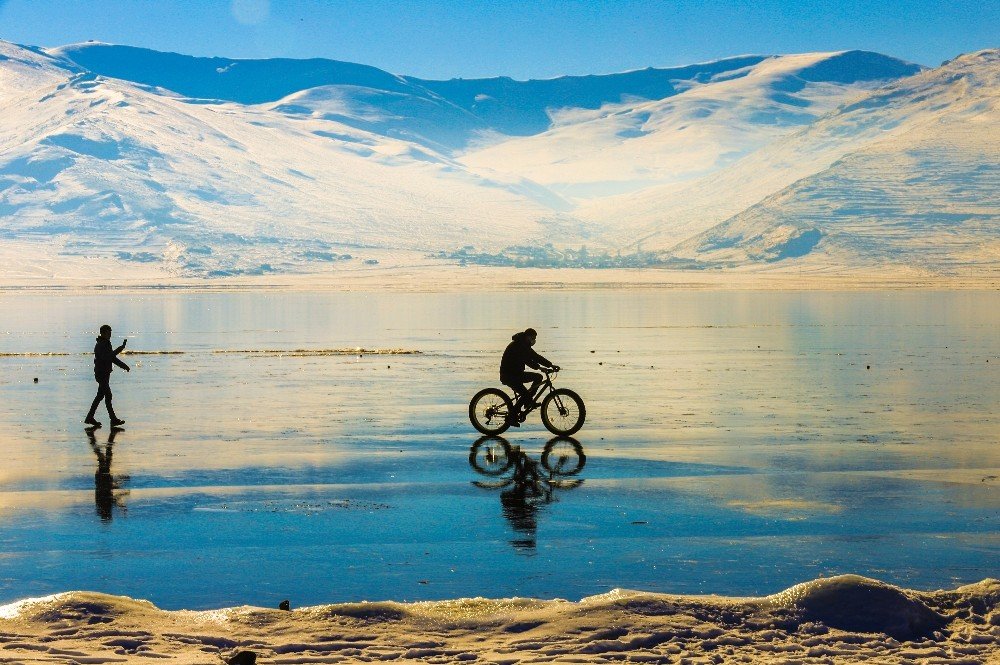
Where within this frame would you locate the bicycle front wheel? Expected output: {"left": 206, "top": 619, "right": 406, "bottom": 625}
{"left": 541, "top": 436, "right": 586, "bottom": 475}
{"left": 540, "top": 388, "right": 586, "bottom": 436}
{"left": 469, "top": 388, "right": 514, "bottom": 435}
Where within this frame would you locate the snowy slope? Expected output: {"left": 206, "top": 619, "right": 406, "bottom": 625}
{"left": 461, "top": 51, "right": 921, "bottom": 199}
{"left": 0, "top": 40, "right": 80, "bottom": 95}
{"left": 664, "top": 50, "right": 999, "bottom": 271}
{"left": 49, "top": 43, "right": 488, "bottom": 153}
{"left": 580, "top": 50, "right": 998, "bottom": 260}
{"left": 0, "top": 42, "right": 588, "bottom": 277}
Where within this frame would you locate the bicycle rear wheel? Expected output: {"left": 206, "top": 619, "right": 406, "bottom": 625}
{"left": 540, "top": 388, "right": 586, "bottom": 436}
{"left": 469, "top": 388, "right": 514, "bottom": 435}
{"left": 469, "top": 436, "right": 514, "bottom": 475}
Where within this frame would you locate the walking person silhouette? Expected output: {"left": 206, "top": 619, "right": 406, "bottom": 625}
{"left": 84, "top": 324, "right": 130, "bottom": 428}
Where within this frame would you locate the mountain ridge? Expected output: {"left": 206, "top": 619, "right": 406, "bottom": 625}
{"left": 48, "top": 43, "right": 921, "bottom": 147}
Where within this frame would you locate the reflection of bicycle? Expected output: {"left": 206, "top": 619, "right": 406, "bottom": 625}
{"left": 469, "top": 368, "right": 586, "bottom": 436}
{"left": 469, "top": 436, "right": 587, "bottom": 490}
{"left": 469, "top": 436, "right": 586, "bottom": 552}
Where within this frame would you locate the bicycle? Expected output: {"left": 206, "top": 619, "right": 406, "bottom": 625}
{"left": 469, "top": 368, "right": 586, "bottom": 436}
{"left": 469, "top": 436, "right": 587, "bottom": 482}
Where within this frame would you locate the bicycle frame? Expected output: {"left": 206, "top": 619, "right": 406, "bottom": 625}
{"left": 471, "top": 367, "right": 584, "bottom": 436}
{"left": 508, "top": 368, "right": 557, "bottom": 412}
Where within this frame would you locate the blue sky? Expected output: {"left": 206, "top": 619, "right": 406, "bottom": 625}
{"left": 0, "top": 0, "right": 996, "bottom": 79}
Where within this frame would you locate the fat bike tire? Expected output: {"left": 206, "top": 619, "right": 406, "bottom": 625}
{"left": 540, "top": 388, "right": 586, "bottom": 436}
{"left": 469, "top": 388, "right": 514, "bottom": 435}
{"left": 541, "top": 436, "right": 587, "bottom": 475}
{"left": 469, "top": 436, "right": 514, "bottom": 475}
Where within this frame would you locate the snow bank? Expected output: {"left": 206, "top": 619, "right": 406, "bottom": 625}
{"left": 0, "top": 576, "right": 996, "bottom": 663}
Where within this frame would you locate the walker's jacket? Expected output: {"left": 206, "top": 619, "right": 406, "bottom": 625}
{"left": 500, "top": 332, "right": 553, "bottom": 381}
{"left": 94, "top": 338, "right": 128, "bottom": 377}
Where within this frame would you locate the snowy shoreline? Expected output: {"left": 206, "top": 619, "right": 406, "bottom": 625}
{"left": 1, "top": 575, "right": 997, "bottom": 663}
{"left": 0, "top": 264, "right": 998, "bottom": 293}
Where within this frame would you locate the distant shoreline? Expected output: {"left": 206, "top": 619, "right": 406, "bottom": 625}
{"left": 0, "top": 266, "right": 997, "bottom": 293}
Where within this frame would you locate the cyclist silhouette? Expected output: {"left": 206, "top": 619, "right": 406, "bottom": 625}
{"left": 500, "top": 328, "right": 558, "bottom": 426}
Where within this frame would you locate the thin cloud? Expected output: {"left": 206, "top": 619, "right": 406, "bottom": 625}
{"left": 231, "top": 0, "right": 269, "bottom": 26}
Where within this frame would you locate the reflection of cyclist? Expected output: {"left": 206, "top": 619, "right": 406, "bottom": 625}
{"left": 500, "top": 328, "right": 557, "bottom": 425}
{"left": 469, "top": 436, "right": 586, "bottom": 553}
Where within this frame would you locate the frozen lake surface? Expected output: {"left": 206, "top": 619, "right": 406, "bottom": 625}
{"left": 0, "top": 290, "right": 996, "bottom": 609}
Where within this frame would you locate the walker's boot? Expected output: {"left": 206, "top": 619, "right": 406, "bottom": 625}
{"left": 85, "top": 416, "right": 102, "bottom": 428}
{"left": 110, "top": 418, "right": 125, "bottom": 427}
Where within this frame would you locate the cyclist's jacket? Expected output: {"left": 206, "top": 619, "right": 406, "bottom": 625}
{"left": 94, "top": 337, "right": 128, "bottom": 378}
{"left": 500, "top": 331, "right": 553, "bottom": 381}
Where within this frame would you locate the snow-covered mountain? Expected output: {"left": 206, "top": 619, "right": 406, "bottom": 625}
{"left": 629, "top": 50, "right": 1000, "bottom": 273}
{"left": 0, "top": 39, "right": 995, "bottom": 278}
{"left": 1, "top": 42, "right": 592, "bottom": 276}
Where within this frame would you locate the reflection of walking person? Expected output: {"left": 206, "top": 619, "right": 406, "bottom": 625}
{"left": 87, "top": 427, "right": 129, "bottom": 522}
{"left": 84, "top": 324, "right": 130, "bottom": 428}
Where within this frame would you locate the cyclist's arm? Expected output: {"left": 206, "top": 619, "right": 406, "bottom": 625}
{"left": 527, "top": 349, "right": 554, "bottom": 369}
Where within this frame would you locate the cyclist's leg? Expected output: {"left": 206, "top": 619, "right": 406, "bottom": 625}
{"left": 522, "top": 372, "right": 543, "bottom": 406}
{"left": 504, "top": 377, "right": 533, "bottom": 411}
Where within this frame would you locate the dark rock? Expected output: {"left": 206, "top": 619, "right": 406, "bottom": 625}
{"left": 279, "top": 599, "right": 290, "bottom": 610}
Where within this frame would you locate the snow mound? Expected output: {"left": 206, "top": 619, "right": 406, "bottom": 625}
{"left": 1, "top": 591, "right": 155, "bottom": 624}
{"left": 765, "top": 575, "right": 944, "bottom": 639}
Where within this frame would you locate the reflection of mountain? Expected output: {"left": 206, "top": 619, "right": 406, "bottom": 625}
{"left": 470, "top": 437, "right": 585, "bottom": 553}
{"left": 1, "top": 40, "right": 995, "bottom": 276}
